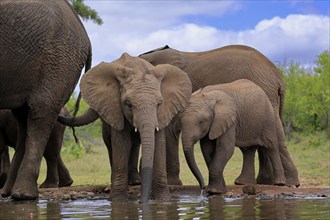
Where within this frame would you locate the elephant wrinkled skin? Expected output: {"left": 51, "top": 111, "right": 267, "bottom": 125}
{"left": 0, "top": 108, "right": 73, "bottom": 189}
{"left": 58, "top": 53, "right": 192, "bottom": 203}
{"left": 0, "top": 0, "right": 91, "bottom": 199}
{"left": 140, "top": 45, "right": 300, "bottom": 187}
{"left": 180, "top": 79, "right": 288, "bottom": 194}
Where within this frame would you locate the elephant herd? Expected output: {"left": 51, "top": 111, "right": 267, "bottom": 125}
{"left": 0, "top": 0, "right": 299, "bottom": 203}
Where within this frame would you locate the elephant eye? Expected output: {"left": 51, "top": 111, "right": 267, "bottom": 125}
{"left": 199, "top": 118, "right": 206, "bottom": 125}
{"left": 125, "top": 100, "right": 133, "bottom": 109}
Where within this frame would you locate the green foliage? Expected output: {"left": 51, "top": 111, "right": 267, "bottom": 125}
{"left": 69, "top": 0, "right": 103, "bottom": 25}
{"left": 281, "top": 50, "right": 330, "bottom": 135}
{"left": 62, "top": 94, "right": 103, "bottom": 157}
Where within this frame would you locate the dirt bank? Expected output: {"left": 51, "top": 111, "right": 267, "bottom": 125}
{"left": 33, "top": 184, "right": 330, "bottom": 201}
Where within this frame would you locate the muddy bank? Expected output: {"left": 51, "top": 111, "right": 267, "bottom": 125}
{"left": 24, "top": 184, "right": 329, "bottom": 201}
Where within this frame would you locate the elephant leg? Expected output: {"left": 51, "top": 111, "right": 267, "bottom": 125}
{"left": 102, "top": 123, "right": 112, "bottom": 192}
{"left": 0, "top": 146, "right": 10, "bottom": 188}
{"left": 152, "top": 130, "right": 169, "bottom": 200}
{"left": 128, "top": 131, "right": 141, "bottom": 186}
{"left": 200, "top": 137, "right": 215, "bottom": 168}
{"left": 256, "top": 148, "right": 274, "bottom": 185}
{"left": 11, "top": 109, "right": 58, "bottom": 200}
{"left": 165, "top": 117, "right": 182, "bottom": 185}
{"left": 40, "top": 140, "right": 59, "bottom": 188}
{"left": 276, "top": 118, "right": 299, "bottom": 186}
{"left": 57, "top": 156, "right": 73, "bottom": 187}
{"left": 264, "top": 144, "right": 286, "bottom": 186}
{"left": 109, "top": 127, "right": 131, "bottom": 200}
{"left": 235, "top": 146, "right": 257, "bottom": 185}
{"left": 1, "top": 107, "right": 28, "bottom": 197}
{"left": 207, "top": 126, "right": 235, "bottom": 194}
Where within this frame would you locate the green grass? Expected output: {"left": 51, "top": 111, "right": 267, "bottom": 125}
{"left": 36, "top": 131, "right": 329, "bottom": 187}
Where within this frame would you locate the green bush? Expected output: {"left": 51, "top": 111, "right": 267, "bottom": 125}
{"left": 280, "top": 50, "right": 329, "bottom": 135}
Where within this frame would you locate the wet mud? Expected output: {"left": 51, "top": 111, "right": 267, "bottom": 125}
{"left": 26, "top": 184, "right": 330, "bottom": 201}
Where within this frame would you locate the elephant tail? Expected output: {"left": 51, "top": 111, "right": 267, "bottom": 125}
{"left": 68, "top": 47, "right": 93, "bottom": 142}
{"left": 72, "top": 47, "right": 92, "bottom": 118}
{"left": 58, "top": 107, "right": 99, "bottom": 143}
{"left": 279, "top": 80, "right": 286, "bottom": 121}
{"left": 58, "top": 107, "right": 99, "bottom": 127}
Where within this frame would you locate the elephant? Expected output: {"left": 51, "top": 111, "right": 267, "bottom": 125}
{"left": 180, "top": 79, "right": 287, "bottom": 194}
{"left": 139, "top": 45, "right": 300, "bottom": 187}
{"left": 0, "top": 0, "right": 91, "bottom": 199}
{"left": 58, "top": 53, "right": 192, "bottom": 203}
{"left": 0, "top": 108, "right": 73, "bottom": 189}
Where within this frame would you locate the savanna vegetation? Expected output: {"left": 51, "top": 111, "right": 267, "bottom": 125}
{"left": 35, "top": 51, "right": 330, "bottom": 187}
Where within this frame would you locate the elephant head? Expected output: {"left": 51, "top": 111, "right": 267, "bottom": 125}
{"left": 79, "top": 53, "right": 192, "bottom": 202}
{"left": 180, "top": 88, "right": 237, "bottom": 189}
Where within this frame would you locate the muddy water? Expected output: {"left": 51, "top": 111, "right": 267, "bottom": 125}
{"left": 0, "top": 196, "right": 329, "bottom": 219}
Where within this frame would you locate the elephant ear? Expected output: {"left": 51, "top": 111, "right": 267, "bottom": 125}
{"left": 80, "top": 62, "right": 132, "bottom": 130}
{"left": 153, "top": 64, "right": 192, "bottom": 129}
{"left": 208, "top": 91, "right": 237, "bottom": 140}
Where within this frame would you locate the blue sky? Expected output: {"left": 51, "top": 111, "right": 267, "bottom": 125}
{"left": 197, "top": 1, "right": 329, "bottom": 30}
{"left": 82, "top": 0, "right": 329, "bottom": 67}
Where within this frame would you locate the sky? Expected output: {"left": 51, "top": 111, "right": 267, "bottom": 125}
{"left": 81, "top": 0, "right": 330, "bottom": 68}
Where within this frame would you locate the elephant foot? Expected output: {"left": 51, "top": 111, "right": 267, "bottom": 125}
{"left": 256, "top": 173, "right": 274, "bottom": 185}
{"left": 11, "top": 185, "right": 39, "bottom": 200}
{"left": 151, "top": 187, "right": 170, "bottom": 201}
{"left": 1, "top": 180, "right": 13, "bottom": 197}
{"left": 1, "top": 188, "right": 11, "bottom": 198}
{"left": 128, "top": 172, "right": 141, "bottom": 186}
{"left": 11, "top": 176, "right": 39, "bottom": 200}
{"left": 206, "top": 184, "right": 227, "bottom": 195}
{"left": 234, "top": 176, "right": 256, "bottom": 185}
{"left": 11, "top": 190, "right": 38, "bottom": 200}
{"left": 39, "top": 181, "right": 58, "bottom": 189}
{"left": 167, "top": 176, "right": 182, "bottom": 185}
{"left": 274, "top": 180, "right": 286, "bottom": 186}
{"left": 58, "top": 178, "right": 74, "bottom": 188}
{"left": 285, "top": 176, "right": 300, "bottom": 188}
{"left": 110, "top": 190, "right": 128, "bottom": 201}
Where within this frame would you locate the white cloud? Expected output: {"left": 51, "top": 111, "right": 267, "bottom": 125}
{"left": 82, "top": 2, "right": 329, "bottom": 67}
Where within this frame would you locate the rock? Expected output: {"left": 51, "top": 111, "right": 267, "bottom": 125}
{"left": 243, "top": 185, "right": 257, "bottom": 195}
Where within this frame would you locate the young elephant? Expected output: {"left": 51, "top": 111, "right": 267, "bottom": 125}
{"left": 180, "top": 79, "right": 287, "bottom": 194}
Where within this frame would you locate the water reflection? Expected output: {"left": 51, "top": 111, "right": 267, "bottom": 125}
{"left": 0, "top": 196, "right": 329, "bottom": 219}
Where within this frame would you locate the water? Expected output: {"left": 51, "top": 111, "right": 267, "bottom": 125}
{"left": 0, "top": 196, "right": 329, "bottom": 219}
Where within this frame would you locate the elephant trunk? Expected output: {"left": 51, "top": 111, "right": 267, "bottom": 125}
{"left": 138, "top": 117, "right": 157, "bottom": 204}
{"left": 182, "top": 135, "right": 205, "bottom": 190}
{"left": 57, "top": 108, "right": 99, "bottom": 127}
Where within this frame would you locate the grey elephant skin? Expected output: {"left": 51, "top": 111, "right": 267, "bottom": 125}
{"left": 139, "top": 45, "right": 299, "bottom": 187}
{"left": 0, "top": 0, "right": 91, "bottom": 199}
{"left": 0, "top": 108, "right": 73, "bottom": 189}
{"left": 58, "top": 53, "right": 192, "bottom": 203}
{"left": 180, "top": 79, "right": 287, "bottom": 194}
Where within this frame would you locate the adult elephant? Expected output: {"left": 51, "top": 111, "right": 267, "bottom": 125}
{"left": 139, "top": 45, "right": 300, "bottom": 187}
{"left": 0, "top": 108, "right": 73, "bottom": 189}
{"left": 0, "top": 0, "right": 91, "bottom": 199}
{"left": 58, "top": 53, "right": 192, "bottom": 203}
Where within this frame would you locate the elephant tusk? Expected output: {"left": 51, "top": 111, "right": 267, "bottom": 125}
{"left": 135, "top": 128, "right": 138, "bottom": 132}
{"left": 156, "top": 127, "right": 159, "bottom": 131}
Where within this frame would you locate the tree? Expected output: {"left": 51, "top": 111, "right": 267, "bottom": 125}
{"left": 69, "top": 0, "right": 103, "bottom": 25}
{"left": 314, "top": 51, "right": 330, "bottom": 131}
{"left": 281, "top": 50, "right": 330, "bottom": 133}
